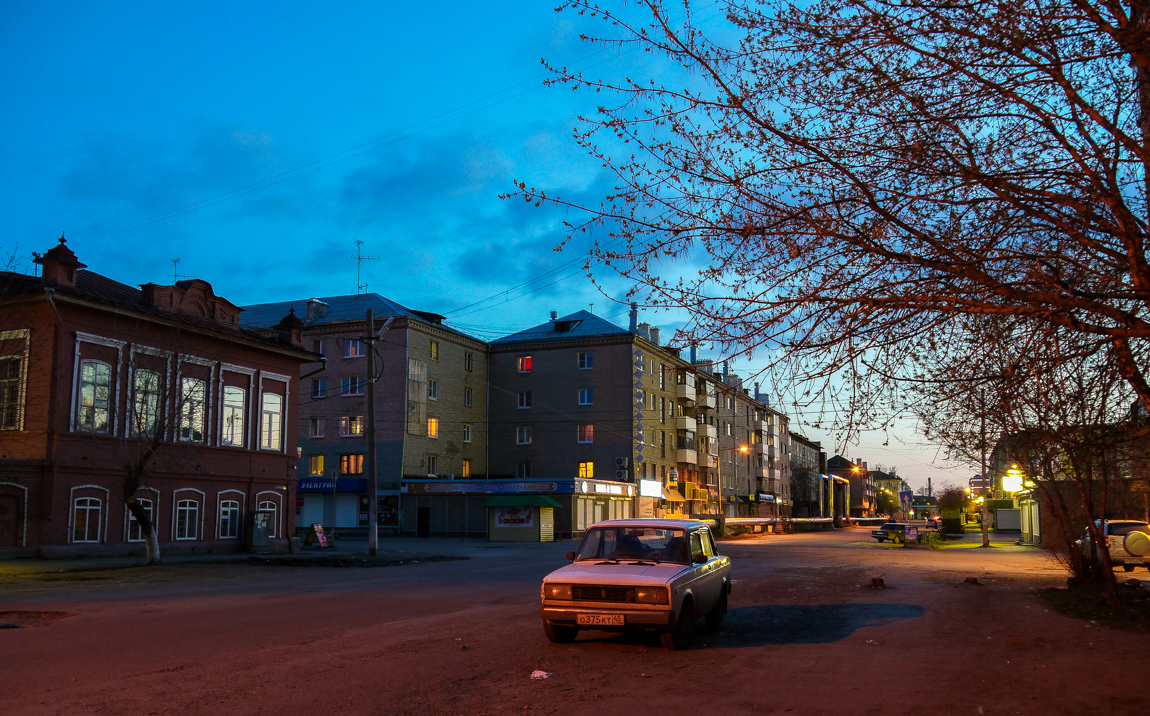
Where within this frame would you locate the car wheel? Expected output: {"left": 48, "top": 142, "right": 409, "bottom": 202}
{"left": 876, "top": 537, "right": 884, "bottom": 543}
{"left": 1122, "top": 565, "right": 1135, "bottom": 572}
{"left": 543, "top": 621, "right": 578, "bottom": 644}
{"left": 706, "top": 588, "right": 728, "bottom": 631}
{"left": 661, "top": 600, "right": 695, "bottom": 651}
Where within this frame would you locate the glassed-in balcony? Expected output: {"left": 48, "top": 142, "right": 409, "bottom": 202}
{"left": 674, "top": 371, "right": 696, "bottom": 403}
{"left": 697, "top": 453, "right": 717, "bottom": 468}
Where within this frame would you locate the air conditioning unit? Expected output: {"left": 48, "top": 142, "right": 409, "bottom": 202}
{"left": 615, "top": 457, "right": 629, "bottom": 468}
{"left": 615, "top": 470, "right": 628, "bottom": 481}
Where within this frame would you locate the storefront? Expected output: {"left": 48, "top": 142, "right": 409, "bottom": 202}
{"left": 485, "top": 496, "right": 561, "bottom": 542}
{"left": 401, "top": 479, "right": 635, "bottom": 540}
{"left": 296, "top": 477, "right": 367, "bottom": 531}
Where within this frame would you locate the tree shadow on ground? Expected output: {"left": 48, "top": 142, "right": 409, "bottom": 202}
{"left": 710, "top": 603, "right": 926, "bottom": 647}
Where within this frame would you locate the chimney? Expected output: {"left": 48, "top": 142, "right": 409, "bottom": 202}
{"left": 636, "top": 322, "right": 651, "bottom": 341}
{"left": 275, "top": 307, "right": 305, "bottom": 347}
{"left": 649, "top": 327, "right": 660, "bottom": 345}
{"left": 33, "top": 234, "right": 86, "bottom": 289}
{"left": 306, "top": 298, "right": 329, "bottom": 322}
{"left": 689, "top": 345, "right": 697, "bottom": 363}
{"left": 722, "top": 361, "right": 729, "bottom": 382}
{"left": 629, "top": 302, "right": 638, "bottom": 333}
{"left": 550, "top": 311, "right": 557, "bottom": 321}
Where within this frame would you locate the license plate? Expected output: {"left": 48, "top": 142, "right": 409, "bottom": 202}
{"left": 1127, "top": 558, "right": 1145, "bottom": 564}
{"left": 576, "top": 614, "right": 624, "bottom": 626}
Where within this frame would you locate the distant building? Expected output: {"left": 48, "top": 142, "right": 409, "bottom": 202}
{"left": 789, "top": 432, "right": 825, "bottom": 517}
{"left": 0, "top": 237, "right": 313, "bottom": 556}
{"left": 827, "top": 455, "right": 876, "bottom": 517}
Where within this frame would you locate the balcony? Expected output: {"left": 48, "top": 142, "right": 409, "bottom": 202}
{"left": 697, "top": 453, "right": 717, "bottom": 469}
{"left": 698, "top": 422, "right": 717, "bottom": 440}
{"left": 753, "top": 419, "right": 769, "bottom": 433}
{"left": 676, "top": 448, "right": 698, "bottom": 464}
{"left": 674, "top": 414, "right": 697, "bottom": 432}
{"left": 756, "top": 467, "right": 769, "bottom": 479}
{"left": 674, "top": 381, "right": 696, "bottom": 403}
{"left": 752, "top": 442, "right": 766, "bottom": 455}
{"left": 698, "top": 392, "right": 717, "bottom": 410}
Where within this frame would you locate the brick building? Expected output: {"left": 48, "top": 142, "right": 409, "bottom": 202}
{"left": 827, "top": 455, "right": 876, "bottom": 517}
{"left": 0, "top": 237, "right": 314, "bottom": 557}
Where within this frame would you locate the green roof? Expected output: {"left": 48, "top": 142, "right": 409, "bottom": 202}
{"left": 483, "top": 495, "right": 563, "bottom": 508}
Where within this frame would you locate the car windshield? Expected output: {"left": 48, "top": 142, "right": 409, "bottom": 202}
{"left": 575, "top": 526, "right": 690, "bottom": 564}
{"left": 1106, "top": 522, "right": 1150, "bottom": 536}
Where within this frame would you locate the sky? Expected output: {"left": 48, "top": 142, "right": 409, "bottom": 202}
{"left": 0, "top": 1, "right": 975, "bottom": 490}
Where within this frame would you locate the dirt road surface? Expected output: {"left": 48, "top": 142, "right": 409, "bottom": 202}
{"left": 2, "top": 529, "right": 1147, "bottom": 716}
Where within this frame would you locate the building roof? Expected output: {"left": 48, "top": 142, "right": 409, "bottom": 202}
{"left": 489, "top": 310, "right": 632, "bottom": 345}
{"left": 239, "top": 292, "right": 480, "bottom": 342}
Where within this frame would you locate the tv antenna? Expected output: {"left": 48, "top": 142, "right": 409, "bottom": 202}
{"left": 352, "top": 240, "right": 379, "bottom": 294}
{"left": 170, "top": 259, "right": 192, "bottom": 283}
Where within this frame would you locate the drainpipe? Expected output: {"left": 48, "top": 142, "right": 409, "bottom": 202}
{"left": 44, "top": 289, "right": 64, "bottom": 534}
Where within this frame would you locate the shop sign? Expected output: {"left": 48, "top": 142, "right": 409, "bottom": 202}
{"left": 312, "top": 523, "right": 331, "bottom": 548}
{"left": 405, "top": 480, "right": 568, "bottom": 495}
{"left": 639, "top": 479, "right": 662, "bottom": 498}
{"left": 495, "top": 506, "right": 534, "bottom": 527}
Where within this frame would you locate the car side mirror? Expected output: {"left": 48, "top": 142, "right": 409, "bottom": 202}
{"left": 566, "top": 551, "right": 576, "bottom": 561}
{"left": 694, "top": 553, "right": 707, "bottom": 564}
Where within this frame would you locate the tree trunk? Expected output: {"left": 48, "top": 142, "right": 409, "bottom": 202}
{"left": 127, "top": 499, "right": 162, "bottom": 566}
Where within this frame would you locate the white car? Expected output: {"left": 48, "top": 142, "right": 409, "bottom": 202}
{"left": 1076, "top": 520, "right": 1150, "bottom": 571}
{"left": 539, "top": 519, "right": 732, "bottom": 650}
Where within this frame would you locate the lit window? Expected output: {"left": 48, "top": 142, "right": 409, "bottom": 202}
{"left": 517, "top": 461, "right": 532, "bottom": 478}
{"left": 127, "top": 498, "right": 153, "bottom": 542}
{"left": 312, "top": 378, "right": 326, "bottom": 398}
{"left": 578, "top": 388, "right": 593, "bottom": 405}
{"left": 72, "top": 496, "right": 102, "bottom": 543}
{"left": 179, "top": 377, "right": 207, "bottom": 442}
{"left": 463, "top": 423, "right": 472, "bottom": 443}
{"left": 427, "top": 454, "right": 438, "bottom": 475}
{"left": 309, "top": 455, "right": 324, "bottom": 476}
{"left": 518, "top": 391, "right": 531, "bottom": 409}
{"left": 428, "top": 417, "right": 439, "bottom": 438}
{"left": 219, "top": 500, "right": 241, "bottom": 539}
{"left": 428, "top": 379, "right": 438, "bottom": 400}
{"left": 175, "top": 499, "right": 199, "bottom": 540}
{"left": 341, "top": 376, "right": 365, "bottom": 396}
{"left": 260, "top": 393, "right": 283, "bottom": 450}
{"left": 340, "top": 454, "right": 364, "bottom": 474}
{"left": 221, "top": 387, "right": 245, "bottom": 447}
{"left": 518, "top": 356, "right": 532, "bottom": 372}
{"left": 309, "top": 418, "right": 324, "bottom": 438}
{"left": 462, "top": 459, "right": 471, "bottom": 478}
{"left": 464, "top": 387, "right": 473, "bottom": 407}
{"left": 516, "top": 426, "right": 532, "bottom": 445}
{"left": 579, "top": 461, "right": 594, "bottom": 479}
{"left": 76, "top": 360, "right": 110, "bottom": 433}
{"left": 578, "top": 352, "right": 593, "bottom": 369}
{"left": 464, "top": 352, "right": 473, "bottom": 372}
{"left": 430, "top": 341, "right": 439, "bottom": 361}
{"left": 578, "top": 425, "right": 594, "bottom": 443}
{"left": 343, "top": 339, "right": 366, "bottom": 358}
{"left": 131, "top": 369, "right": 162, "bottom": 437}
{"left": 340, "top": 415, "right": 364, "bottom": 436}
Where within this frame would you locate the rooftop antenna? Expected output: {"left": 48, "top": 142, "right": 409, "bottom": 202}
{"left": 588, "top": 303, "right": 593, "bottom": 314}
{"left": 170, "top": 259, "right": 192, "bottom": 283}
{"left": 352, "top": 240, "right": 379, "bottom": 294}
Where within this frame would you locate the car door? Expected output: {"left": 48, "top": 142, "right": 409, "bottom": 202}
{"left": 688, "top": 529, "right": 718, "bottom": 613}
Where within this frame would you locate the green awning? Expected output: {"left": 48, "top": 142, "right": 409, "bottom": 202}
{"left": 483, "top": 495, "right": 563, "bottom": 508}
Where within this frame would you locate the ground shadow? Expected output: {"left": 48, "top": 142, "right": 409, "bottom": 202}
{"left": 711, "top": 603, "right": 926, "bottom": 647}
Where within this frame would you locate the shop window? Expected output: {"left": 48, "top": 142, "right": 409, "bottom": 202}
{"left": 258, "top": 500, "right": 278, "bottom": 538}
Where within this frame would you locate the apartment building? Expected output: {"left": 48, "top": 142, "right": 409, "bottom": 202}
{"left": 240, "top": 294, "right": 488, "bottom": 533}
{"left": 790, "top": 431, "right": 826, "bottom": 517}
{"left": 827, "top": 454, "right": 876, "bottom": 517}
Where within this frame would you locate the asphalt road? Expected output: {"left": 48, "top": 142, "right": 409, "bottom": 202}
{"left": 1, "top": 529, "right": 1147, "bottom": 716}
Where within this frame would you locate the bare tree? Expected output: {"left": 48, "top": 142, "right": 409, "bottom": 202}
{"left": 512, "top": 0, "right": 1150, "bottom": 440}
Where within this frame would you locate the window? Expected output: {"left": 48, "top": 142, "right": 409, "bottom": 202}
{"left": 517, "top": 426, "right": 532, "bottom": 444}
{"left": 341, "top": 376, "right": 365, "bottom": 396}
{"left": 0, "top": 356, "right": 21, "bottom": 430}
{"left": 179, "top": 377, "right": 207, "bottom": 442}
{"left": 175, "top": 499, "right": 198, "bottom": 540}
{"left": 427, "top": 417, "right": 439, "bottom": 438}
{"left": 518, "top": 391, "right": 531, "bottom": 409}
{"left": 578, "top": 425, "right": 594, "bottom": 443}
{"left": 579, "top": 461, "right": 594, "bottom": 479}
{"left": 127, "top": 498, "right": 153, "bottom": 542}
{"left": 340, "top": 453, "right": 364, "bottom": 474}
{"left": 427, "top": 454, "right": 438, "bottom": 475}
{"left": 309, "top": 455, "right": 325, "bottom": 476}
{"left": 341, "top": 415, "right": 364, "bottom": 436}
{"left": 517, "top": 461, "right": 532, "bottom": 478}
{"left": 578, "top": 388, "right": 594, "bottom": 405}
{"left": 661, "top": 430, "right": 667, "bottom": 458}
{"left": 76, "top": 360, "right": 111, "bottom": 433}
{"left": 72, "top": 497, "right": 102, "bottom": 543}
{"left": 219, "top": 499, "right": 241, "bottom": 539}
{"left": 221, "top": 386, "right": 245, "bottom": 447}
{"left": 258, "top": 500, "right": 278, "bottom": 538}
{"left": 578, "top": 352, "right": 593, "bottom": 369}
{"left": 464, "top": 387, "right": 473, "bottom": 407}
{"left": 309, "top": 418, "right": 324, "bottom": 438}
{"left": 343, "top": 339, "right": 366, "bottom": 358}
{"left": 725, "top": 422, "right": 732, "bottom": 436}
{"left": 661, "top": 397, "right": 666, "bottom": 423}
{"left": 464, "top": 352, "right": 473, "bottom": 372}
{"left": 463, "top": 423, "right": 472, "bottom": 443}
{"left": 518, "top": 356, "right": 532, "bottom": 372}
{"left": 659, "top": 365, "right": 666, "bottom": 390}
{"left": 649, "top": 393, "right": 657, "bottom": 411}
{"left": 131, "top": 369, "right": 161, "bottom": 437}
{"left": 430, "top": 341, "right": 439, "bottom": 361}
{"left": 428, "top": 379, "right": 438, "bottom": 400}
{"left": 462, "top": 459, "right": 472, "bottom": 478}
{"left": 312, "top": 378, "right": 326, "bottom": 398}
{"left": 260, "top": 393, "right": 283, "bottom": 450}
{"left": 313, "top": 339, "right": 327, "bottom": 356}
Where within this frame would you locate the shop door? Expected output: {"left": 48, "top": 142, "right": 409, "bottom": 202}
{"left": 335, "top": 494, "right": 359, "bottom": 527}
{"left": 417, "top": 506, "right": 431, "bottom": 537}
{"left": 0, "top": 495, "right": 19, "bottom": 547}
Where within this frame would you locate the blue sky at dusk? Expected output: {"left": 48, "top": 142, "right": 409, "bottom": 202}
{"left": 0, "top": 1, "right": 972, "bottom": 488}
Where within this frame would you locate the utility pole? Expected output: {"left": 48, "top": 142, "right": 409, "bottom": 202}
{"left": 366, "top": 308, "right": 378, "bottom": 556}
{"left": 981, "top": 389, "right": 991, "bottom": 548}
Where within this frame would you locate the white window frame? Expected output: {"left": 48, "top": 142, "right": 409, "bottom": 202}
{"left": 578, "top": 424, "right": 594, "bottom": 443}
{"left": 341, "top": 415, "right": 364, "bottom": 437}
{"left": 517, "top": 356, "right": 532, "bottom": 373}
{"left": 260, "top": 391, "right": 284, "bottom": 451}
{"left": 76, "top": 358, "right": 113, "bottom": 434}
{"left": 463, "top": 423, "right": 472, "bottom": 443}
{"left": 130, "top": 368, "right": 163, "bottom": 437}
{"left": 578, "top": 388, "right": 593, "bottom": 406}
{"left": 312, "top": 378, "right": 326, "bottom": 398}
{"left": 343, "top": 339, "right": 366, "bottom": 358}
{"left": 124, "top": 488, "right": 159, "bottom": 543}
{"left": 516, "top": 426, "right": 532, "bottom": 445}
{"left": 341, "top": 376, "right": 365, "bottom": 396}
{"left": 172, "top": 489, "right": 205, "bottom": 541}
{"left": 464, "top": 387, "right": 473, "bottom": 407}
{"left": 309, "top": 418, "right": 324, "bottom": 438}
{"left": 178, "top": 376, "right": 208, "bottom": 442}
{"left": 578, "top": 352, "right": 593, "bottom": 369}
{"left": 220, "top": 385, "right": 247, "bottom": 447}
{"left": 0, "top": 330, "right": 30, "bottom": 432}
{"left": 255, "top": 491, "right": 282, "bottom": 539}
{"left": 70, "top": 495, "right": 105, "bottom": 544}
{"left": 70, "top": 332, "right": 124, "bottom": 434}
{"left": 428, "top": 379, "right": 439, "bottom": 400}
{"left": 216, "top": 490, "right": 245, "bottom": 540}
{"left": 518, "top": 391, "right": 531, "bottom": 409}
{"left": 427, "top": 417, "right": 439, "bottom": 439}
{"left": 309, "top": 455, "right": 325, "bottom": 476}
{"left": 427, "top": 454, "right": 438, "bottom": 476}
{"left": 464, "top": 352, "right": 473, "bottom": 372}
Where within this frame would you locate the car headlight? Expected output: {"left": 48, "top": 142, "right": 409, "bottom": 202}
{"left": 634, "top": 586, "right": 669, "bottom": 605}
{"left": 543, "top": 583, "right": 572, "bottom": 600}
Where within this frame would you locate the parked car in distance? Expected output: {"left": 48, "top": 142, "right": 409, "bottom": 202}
{"left": 871, "top": 522, "right": 916, "bottom": 544}
{"left": 539, "top": 519, "right": 731, "bottom": 650}
{"left": 1076, "top": 520, "right": 1150, "bottom": 572}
